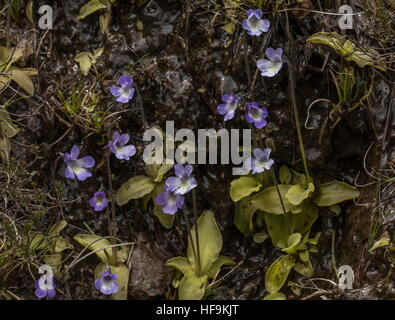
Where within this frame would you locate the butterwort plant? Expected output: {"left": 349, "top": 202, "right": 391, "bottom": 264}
{"left": 109, "top": 131, "right": 136, "bottom": 160}
{"left": 60, "top": 145, "right": 95, "bottom": 181}
{"left": 246, "top": 102, "right": 268, "bottom": 129}
{"left": 242, "top": 9, "right": 270, "bottom": 36}
{"left": 217, "top": 94, "right": 240, "bottom": 121}
{"left": 110, "top": 75, "right": 135, "bottom": 103}
{"left": 257, "top": 48, "right": 283, "bottom": 77}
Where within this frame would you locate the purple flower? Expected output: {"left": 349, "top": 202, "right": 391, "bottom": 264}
{"left": 95, "top": 267, "right": 119, "bottom": 295}
{"left": 61, "top": 145, "right": 95, "bottom": 181}
{"left": 35, "top": 274, "right": 56, "bottom": 299}
{"left": 217, "top": 94, "right": 240, "bottom": 121}
{"left": 110, "top": 76, "right": 135, "bottom": 103}
{"left": 242, "top": 9, "right": 270, "bottom": 36}
{"left": 109, "top": 131, "right": 136, "bottom": 160}
{"left": 165, "top": 164, "right": 197, "bottom": 195}
{"left": 245, "top": 148, "right": 274, "bottom": 174}
{"left": 245, "top": 102, "right": 268, "bottom": 129}
{"left": 155, "top": 185, "right": 185, "bottom": 215}
{"left": 89, "top": 191, "right": 108, "bottom": 212}
{"left": 257, "top": 48, "right": 283, "bottom": 77}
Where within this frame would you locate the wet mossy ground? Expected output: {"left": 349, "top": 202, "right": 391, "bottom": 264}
{"left": 0, "top": 0, "right": 394, "bottom": 299}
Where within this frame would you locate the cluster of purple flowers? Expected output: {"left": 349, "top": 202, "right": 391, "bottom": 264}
{"left": 155, "top": 164, "right": 197, "bottom": 215}
{"left": 35, "top": 265, "right": 119, "bottom": 298}
{"left": 216, "top": 9, "right": 281, "bottom": 174}
{"left": 241, "top": 8, "right": 284, "bottom": 76}
{"left": 60, "top": 128, "right": 136, "bottom": 213}
{"left": 217, "top": 95, "right": 269, "bottom": 129}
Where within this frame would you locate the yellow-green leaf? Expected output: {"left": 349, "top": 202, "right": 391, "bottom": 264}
{"left": 314, "top": 181, "right": 360, "bottom": 207}
{"left": 78, "top": 0, "right": 108, "bottom": 20}
{"left": 230, "top": 176, "right": 261, "bottom": 202}
{"left": 99, "top": 11, "right": 111, "bottom": 35}
{"left": 187, "top": 210, "right": 222, "bottom": 275}
{"left": 0, "top": 136, "right": 11, "bottom": 161}
{"left": 73, "top": 234, "right": 112, "bottom": 263}
{"left": 166, "top": 256, "right": 192, "bottom": 275}
{"left": 369, "top": 237, "right": 390, "bottom": 252}
{"left": 26, "top": 0, "right": 34, "bottom": 23}
{"left": 178, "top": 271, "right": 207, "bottom": 300}
{"left": 116, "top": 175, "right": 156, "bottom": 206}
{"left": 74, "top": 52, "right": 93, "bottom": 75}
{"left": 263, "top": 292, "right": 286, "bottom": 300}
{"left": 44, "top": 253, "right": 62, "bottom": 274}
{"left": 9, "top": 67, "right": 37, "bottom": 95}
{"left": 48, "top": 220, "right": 67, "bottom": 235}
{"left": 233, "top": 196, "right": 258, "bottom": 235}
{"left": 307, "top": 32, "right": 386, "bottom": 71}
{"left": 251, "top": 185, "right": 294, "bottom": 214}
{"left": 207, "top": 255, "right": 235, "bottom": 280}
{"left": 0, "top": 108, "right": 18, "bottom": 138}
{"left": 279, "top": 165, "right": 292, "bottom": 184}
{"left": 54, "top": 237, "right": 74, "bottom": 253}
{"left": 286, "top": 182, "right": 315, "bottom": 206}
{"left": 265, "top": 254, "right": 295, "bottom": 294}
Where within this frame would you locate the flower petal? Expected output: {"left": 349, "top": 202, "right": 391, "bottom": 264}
{"left": 113, "top": 131, "right": 120, "bottom": 142}
{"left": 74, "top": 168, "right": 92, "bottom": 181}
{"left": 260, "top": 19, "right": 270, "bottom": 32}
{"left": 116, "top": 94, "right": 130, "bottom": 103}
{"left": 265, "top": 47, "right": 276, "bottom": 59}
{"left": 110, "top": 86, "right": 121, "bottom": 97}
{"left": 217, "top": 103, "right": 229, "bottom": 115}
{"left": 245, "top": 111, "right": 254, "bottom": 124}
{"left": 247, "top": 9, "right": 254, "bottom": 17}
{"left": 253, "top": 9, "right": 263, "bottom": 18}
{"left": 224, "top": 110, "right": 235, "bottom": 121}
{"left": 184, "top": 164, "right": 193, "bottom": 177}
{"left": 261, "top": 106, "right": 268, "bottom": 118}
{"left": 222, "top": 94, "right": 236, "bottom": 103}
{"left": 163, "top": 201, "right": 178, "bottom": 215}
{"left": 174, "top": 164, "right": 186, "bottom": 178}
{"left": 254, "top": 118, "right": 267, "bottom": 129}
{"left": 65, "top": 166, "right": 75, "bottom": 179}
{"left": 70, "top": 145, "right": 80, "bottom": 160}
{"left": 118, "top": 76, "right": 133, "bottom": 88}
{"left": 241, "top": 19, "right": 250, "bottom": 32}
{"left": 119, "top": 133, "right": 130, "bottom": 146}
{"left": 263, "top": 158, "right": 274, "bottom": 170}
{"left": 115, "top": 145, "right": 136, "bottom": 160}
{"left": 35, "top": 288, "right": 47, "bottom": 299}
{"left": 257, "top": 59, "right": 272, "bottom": 74}
{"left": 165, "top": 177, "right": 182, "bottom": 193}
{"left": 176, "top": 195, "right": 185, "bottom": 209}
{"left": 274, "top": 48, "right": 283, "bottom": 59}
{"left": 253, "top": 148, "right": 265, "bottom": 160}
{"left": 46, "top": 289, "right": 56, "bottom": 299}
{"left": 77, "top": 156, "right": 95, "bottom": 168}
